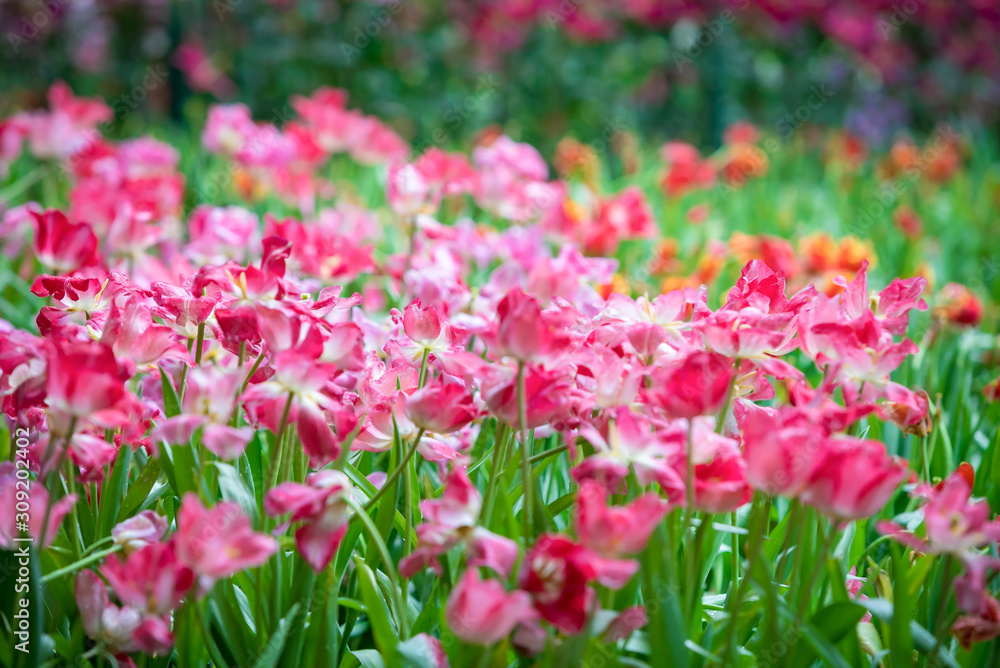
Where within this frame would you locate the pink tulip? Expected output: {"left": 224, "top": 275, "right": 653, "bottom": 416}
{"left": 30, "top": 209, "right": 98, "bottom": 273}
{"left": 575, "top": 480, "right": 669, "bottom": 557}
{"left": 488, "top": 288, "right": 576, "bottom": 362}
{"left": 645, "top": 350, "right": 736, "bottom": 419}
{"left": 400, "top": 467, "right": 518, "bottom": 579}
{"left": 112, "top": 511, "right": 168, "bottom": 553}
{"left": 0, "top": 462, "right": 76, "bottom": 549}
{"left": 694, "top": 451, "right": 753, "bottom": 513}
{"left": 737, "top": 402, "right": 822, "bottom": 497}
{"left": 446, "top": 570, "right": 536, "bottom": 646}
{"left": 482, "top": 363, "right": 573, "bottom": 429}
{"left": 405, "top": 377, "right": 478, "bottom": 434}
{"left": 45, "top": 340, "right": 133, "bottom": 437}
{"left": 387, "top": 162, "right": 437, "bottom": 217}
{"left": 952, "top": 595, "right": 1000, "bottom": 649}
{"left": 101, "top": 295, "right": 193, "bottom": 373}
{"left": 100, "top": 541, "right": 194, "bottom": 615}
{"left": 800, "top": 437, "right": 908, "bottom": 521}
{"left": 519, "top": 534, "right": 636, "bottom": 634}
{"left": 74, "top": 569, "right": 174, "bottom": 657}
{"left": 265, "top": 470, "right": 352, "bottom": 573}
{"left": 173, "top": 494, "right": 277, "bottom": 591}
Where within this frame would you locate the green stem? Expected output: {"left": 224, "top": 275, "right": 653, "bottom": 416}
{"left": 934, "top": 555, "right": 955, "bottom": 643}
{"left": 796, "top": 519, "right": 839, "bottom": 619}
{"left": 715, "top": 362, "right": 739, "bottom": 435}
{"left": 266, "top": 392, "right": 296, "bottom": 490}
{"left": 194, "top": 322, "right": 206, "bottom": 365}
{"left": 480, "top": 422, "right": 509, "bottom": 526}
{"left": 686, "top": 514, "right": 712, "bottom": 625}
{"left": 363, "top": 429, "right": 424, "bottom": 511}
{"left": 516, "top": 361, "right": 533, "bottom": 541}
{"left": 681, "top": 420, "right": 696, "bottom": 548}
{"left": 178, "top": 337, "right": 194, "bottom": 402}
{"left": 775, "top": 500, "right": 802, "bottom": 580}
{"left": 730, "top": 510, "right": 739, "bottom": 598}
{"left": 724, "top": 494, "right": 770, "bottom": 660}
{"left": 240, "top": 351, "right": 266, "bottom": 394}
{"left": 38, "top": 417, "right": 78, "bottom": 551}
{"left": 41, "top": 545, "right": 123, "bottom": 583}
{"left": 417, "top": 348, "right": 430, "bottom": 388}
{"left": 349, "top": 499, "right": 408, "bottom": 638}
{"left": 64, "top": 458, "right": 82, "bottom": 561}
{"left": 0, "top": 165, "right": 47, "bottom": 205}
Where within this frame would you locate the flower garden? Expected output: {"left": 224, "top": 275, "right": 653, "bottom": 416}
{"left": 1, "top": 2, "right": 1000, "bottom": 667}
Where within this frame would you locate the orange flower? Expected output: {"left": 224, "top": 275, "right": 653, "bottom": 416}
{"left": 933, "top": 283, "right": 983, "bottom": 328}
{"left": 893, "top": 206, "right": 923, "bottom": 240}
{"left": 721, "top": 143, "right": 768, "bottom": 186}
{"left": 554, "top": 137, "right": 600, "bottom": 189}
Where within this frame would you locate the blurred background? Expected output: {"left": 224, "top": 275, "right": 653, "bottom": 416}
{"left": 3, "top": 0, "right": 999, "bottom": 154}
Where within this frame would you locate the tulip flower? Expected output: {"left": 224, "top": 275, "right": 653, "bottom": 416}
{"left": 31, "top": 209, "right": 98, "bottom": 273}
{"left": 445, "top": 570, "right": 536, "bottom": 646}
{"left": 800, "top": 437, "right": 908, "bottom": 521}
{"left": 519, "top": 534, "right": 637, "bottom": 634}
{"left": 172, "top": 494, "right": 277, "bottom": 592}
{"left": 264, "top": 470, "right": 353, "bottom": 573}
{"left": 0, "top": 462, "right": 76, "bottom": 549}
{"left": 400, "top": 467, "right": 518, "bottom": 579}
{"left": 574, "top": 480, "right": 669, "bottom": 557}
{"left": 100, "top": 541, "right": 195, "bottom": 615}
{"left": 644, "top": 350, "right": 735, "bottom": 419}
{"left": 404, "top": 376, "right": 478, "bottom": 434}
{"left": 111, "top": 511, "right": 168, "bottom": 553}
{"left": 75, "top": 570, "right": 175, "bottom": 657}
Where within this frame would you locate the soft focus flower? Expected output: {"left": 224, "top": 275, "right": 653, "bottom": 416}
{"left": 111, "top": 511, "right": 169, "bottom": 553}
{"left": 893, "top": 206, "right": 923, "bottom": 240}
{"left": 31, "top": 209, "right": 98, "bottom": 273}
{"left": 933, "top": 283, "right": 983, "bottom": 327}
{"left": 0, "top": 462, "right": 77, "bottom": 549}
{"left": 100, "top": 541, "right": 194, "bottom": 615}
{"left": 44, "top": 340, "right": 132, "bottom": 437}
{"left": 173, "top": 494, "right": 277, "bottom": 591}
{"left": 75, "top": 569, "right": 174, "bottom": 657}
{"left": 445, "top": 569, "right": 536, "bottom": 646}
{"left": 404, "top": 377, "right": 478, "bottom": 434}
{"left": 575, "top": 480, "right": 669, "bottom": 557}
{"left": 519, "top": 534, "right": 636, "bottom": 634}
{"left": 265, "top": 470, "right": 353, "bottom": 572}
{"left": 952, "top": 595, "right": 1000, "bottom": 649}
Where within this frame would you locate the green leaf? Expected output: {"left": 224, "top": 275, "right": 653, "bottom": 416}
{"left": 252, "top": 602, "right": 300, "bottom": 668}
{"left": 787, "top": 601, "right": 866, "bottom": 667}
{"left": 856, "top": 598, "right": 960, "bottom": 668}
{"left": 117, "top": 457, "right": 162, "bottom": 521}
{"left": 98, "top": 444, "right": 131, "bottom": 537}
{"left": 165, "top": 442, "right": 198, "bottom": 498}
{"left": 160, "top": 365, "right": 182, "bottom": 418}
{"left": 763, "top": 503, "right": 793, "bottom": 562}
{"left": 357, "top": 564, "right": 397, "bottom": 657}
{"left": 889, "top": 547, "right": 913, "bottom": 667}
{"left": 776, "top": 599, "right": 855, "bottom": 668}
{"left": 639, "top": 525, "right": 688, "bottom": 668}
{"left": 395, "top": 635, "right": 442, "bottom": 668}
{"left": 214, "top": 462, "right": 258, "bottom": 520}
{"left": 341, "top": 650, "right": 386, "bottom": 668}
